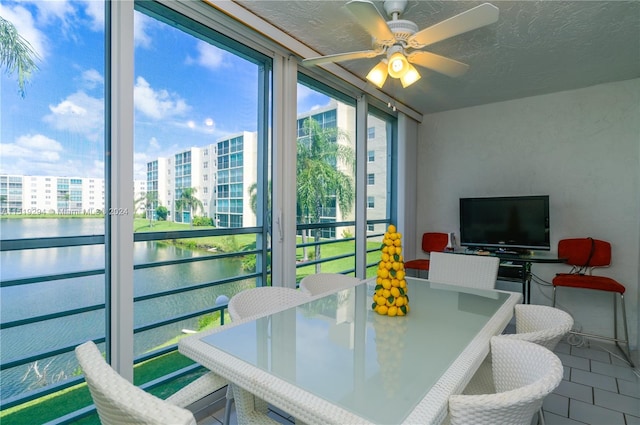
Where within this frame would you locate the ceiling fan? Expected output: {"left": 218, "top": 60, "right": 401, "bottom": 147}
{"left": 302, "top": 0, "right": 499, "bottom": 88}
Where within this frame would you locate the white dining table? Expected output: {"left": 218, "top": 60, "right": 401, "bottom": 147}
{"left": 178, "top": 277, "right": 522, "bottom": 424}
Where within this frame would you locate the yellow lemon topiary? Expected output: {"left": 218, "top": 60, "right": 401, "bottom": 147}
{"left": 372, "top": 224, "right": 410, "bottom": 316}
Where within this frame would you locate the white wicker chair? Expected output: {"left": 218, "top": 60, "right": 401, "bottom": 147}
{"left": 449, "top": 337, "right": 563, "bottom": 425}
{"left": 75, "top": 340, "right": 226, "bottom": 425}
{"left": 228, "top": 286, "right": 310, "bottom": 322}
{"left": 501, "top": 304, "right": 574, "bottom": 350}
{"left": 428, "top": 252, "right": 500, "bottom": 289}
{"left": 224, "top": 286, "right": 310, "bottom": 425}
{"left": 299, "top": 273, "right": 361, "bottom": 296}
{"left": 465, "top": 304, "right": 573, "bottom": 394}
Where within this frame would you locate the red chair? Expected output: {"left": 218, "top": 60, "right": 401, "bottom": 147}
{"left": 404, "top": 232, "right": 449, "bottom": 278}
{"left": 552, "top": 238, "right": 634, "bottom": 367}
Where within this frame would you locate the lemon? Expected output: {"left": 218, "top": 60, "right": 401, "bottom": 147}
{"left": 382, "top": 289, "right": 391, "bottom": 298}
{"left": 395, "top": 296, "right": 404, "bottom": 306}
{"left": 381, "top": 253, "right": 390, "bottom": 262}
{"left": 377, "top": 305, "right": 389, "bottom": 315}
{"left": 397, "top": 307, "right": 405, "bottom": 316}
{"left": 379, "top": 268, "right": 389, "bottom": 279}
{"left": 388, "top": 224, "right": 396, "bottom": 233}
{"left": 391, "top": 278, "right": 399, "bottom": 287}
{"left": 393, "top": 239, "right": 401, "bottom": 247}
{"left": 376, "top": 296, "right": 386, "bottom": 306}
{"left": 399, "top": 279, "right": 406, "bottom": 288}
{"left": 382, "top": 245, "right": 389, "bottom": 253}
{"left": 388, "top": 306, "right": 398, "bottom": 316}
{"left": 382, "top": 279, "right": 391, "bottom": 289}
{"left": 395, "top": 246, "right": 402, "bottom": 254}
{"left": 396, "top": 270, "right": 405, "bottom": 280}
{"left": 387, "top": 246, "right": 395, "bottom": 255}
{"left": 392, "top": 261, "right": 401, "bottom": 271}
{"left": 390, "top": 287, "right": 400, "bottom": 298}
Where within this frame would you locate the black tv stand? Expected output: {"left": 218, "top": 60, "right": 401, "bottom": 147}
{"left": 453, "top": 249, "right": 567, "bottom": 303}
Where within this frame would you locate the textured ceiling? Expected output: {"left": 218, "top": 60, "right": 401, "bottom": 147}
{"left": 235, "top": 1, "right": 640, "bottom": 115}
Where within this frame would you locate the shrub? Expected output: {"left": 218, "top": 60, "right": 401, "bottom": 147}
{"left": 156, "top": 206, "right": 168, "bottom": 221}
{"left": 192, "top": 216, "right": 214, "bottom": 226}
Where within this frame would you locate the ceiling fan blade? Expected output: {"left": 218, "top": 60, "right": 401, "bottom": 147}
{"left": 408, "top": 3, "right": 499, "bottom": 48}
{"left": 344, "top": 0, "right": 396, "bottom": 45}
{"left": 407, "top": 51, "right": 469, "bottom": 77}
{"left": 302, "top": 50, "right": 382, "bottom": 67}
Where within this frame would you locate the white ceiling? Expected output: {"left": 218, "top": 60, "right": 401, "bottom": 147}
{"left": 235, "top": 1, "right": 640, "bottom": 115}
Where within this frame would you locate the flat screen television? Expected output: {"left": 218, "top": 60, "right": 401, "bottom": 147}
{"left": 459, "top": 195, "right": 550, "bottom": 252}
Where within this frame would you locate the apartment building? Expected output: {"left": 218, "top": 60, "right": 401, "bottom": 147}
{"left": 0, "top": 175, "right": 145, "bottom": 215}
{"left": 143, "top": 101, "right": 388, "bottom": 232}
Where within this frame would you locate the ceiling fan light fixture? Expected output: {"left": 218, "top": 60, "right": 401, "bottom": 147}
{"left": 400, "top": 63, "right": 421, "bottom": 88}
{"left": 366, "top": 60, "right": 388, "bottom": 88}
{"left": 387, "top": 51, "right": 409, "bottom": 79}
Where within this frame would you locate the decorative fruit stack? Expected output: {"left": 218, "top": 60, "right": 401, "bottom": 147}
{"left": 372, "top": 224, "right": 410, "bottom": 316}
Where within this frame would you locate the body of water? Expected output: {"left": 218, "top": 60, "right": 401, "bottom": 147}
{"left": 0, "top": 218, "right": 252, "bottom": 400}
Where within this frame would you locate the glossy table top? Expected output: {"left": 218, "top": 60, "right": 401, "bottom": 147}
{"left": 179, "top": 278, "right": 521, "bottom": 424}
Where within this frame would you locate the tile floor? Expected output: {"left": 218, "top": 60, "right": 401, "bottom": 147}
{"left": 197, "top": 337, "right": 640, "bottom": 425}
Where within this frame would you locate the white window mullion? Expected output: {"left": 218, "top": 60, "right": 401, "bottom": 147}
{"left": 107, "top": 0, "right": 135, "bottom": 381}
{"left": 355, "top": 96, "right": 368, "bottom": 278}
{"left": 271, "top": 55, "right": 297, "bottom": 288}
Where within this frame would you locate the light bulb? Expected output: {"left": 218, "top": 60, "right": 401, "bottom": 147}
{"left": 387, "top": 52, "right": 409, "bottom": 79}
{"left": 400, "top": 64, "right": 421, "bottom": 88}
{"left": 366, "top": 61, "right": 388, "bottom": 88}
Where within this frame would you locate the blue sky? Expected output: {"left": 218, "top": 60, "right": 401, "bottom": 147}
{"left": 1, "top": 1, "right": 331, "bottom": 180}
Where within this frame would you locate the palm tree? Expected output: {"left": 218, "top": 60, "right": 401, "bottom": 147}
{"left": 248, "top": 180, "right": 272, "bottom": 221}
{"left": 176, "top": 187, "right": 204, "bottom": 228}
{"left": 135, "top": 191, "right": 158, "bottom": 227}
{"left": 297, "top": 117, "right": 355, "bottom": 272}
{"left": 1, "top": 16, "right": 40, "bottom": 98}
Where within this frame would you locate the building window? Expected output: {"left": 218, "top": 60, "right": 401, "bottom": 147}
{"left": 367, "top": 173, "right": 375, "bottom": 185}
{"left": 368, "top": 150, "right": 375, "bottom": 162}
{"left": 367, "top": 196, "right": 375, "bottom": 209}
{"left": 368, "top": 127, "right": 375, "bottom": 139}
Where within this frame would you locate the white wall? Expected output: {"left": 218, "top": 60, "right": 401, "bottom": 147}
{"left": 416, "top": 78, "right": 640, "bottom": 349}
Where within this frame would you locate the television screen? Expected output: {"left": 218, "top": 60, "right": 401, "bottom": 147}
{"left": 459, "top": 195, "right": 550, "bottom": 252}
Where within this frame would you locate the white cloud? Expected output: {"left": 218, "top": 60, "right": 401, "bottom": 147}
{"left": 297, "top": 83, "right": 314, "bottom": 103}
{"left": 31, "top": 0, "right": 75, "bottom": 27}
{"left": 134, "top": 76, "right": 190, "bottom": 120}
{"left": 186, "top": 40, "right": 229, "bottom": 70}
{"left": 134, "top": 11, "right": 153, "bottom": 48}
{"left": 149, "top": 137, "right": 160, "bottom": 151}
{"left": 0, "top": 3, "right": 48, "bottom": 60}
{"left": 81, "top": 69, "right": 103, "bottom": 89}
{"left": 81, "top": 0, "right": 105, "bottom": 31}
{"left": 43, "top": 91, "right": 104, "bottom": 142}
{"left": 0, "top": 134, "right": 64, "bottom": 174}
{"left": 0, "top": 135, "right": 103, "bottom": 177}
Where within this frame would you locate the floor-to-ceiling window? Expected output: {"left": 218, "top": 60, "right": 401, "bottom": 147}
{"left": 130, "top": 0, "right": 271, "bottom": 388}
{"left": 295, "top": 76, "right": 357, "bottom": 279}
{"left": 365, "top": 109, "right": 395, "bottom": 277}
{"left": 0, "top": 0, "right": 107, "bottom": 421}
